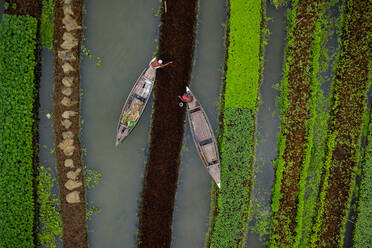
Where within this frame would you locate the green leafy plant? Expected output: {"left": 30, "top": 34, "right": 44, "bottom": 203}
{"left": 354, "top": 110, "right": 372, "bottom": 247}
{"left": 207, "top": 1, "right": 265, "bottom": 247}
{"left": 84, "top": 167, "right": 102, "bottom": 190}
{"left": 37, "top": 166, "right": 62, "bottom": 248}
{"left": 268, "top": 0, "right": 326, "bottom": 246}
{"left": 210, "top": 108, "right": 255, "bottom": 248}
{"left": 0, "top": 14, "right": 38, "bottom": 247}
{"left": 224, "top": 0, "right": 262, "bottom": 109}
{"left": 310, "top": 0, "right": 370, "bottom": 246}
{"left": 40, "top": 0, "right": 55, "bottom": 49}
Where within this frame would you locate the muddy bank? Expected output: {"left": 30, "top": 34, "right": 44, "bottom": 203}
{"left": 136, "top": 0, "right": 198, "bottom": 247}
{"left": 4, "top": 0, "right": 40, "bottom": 17}
{"left": 53, "top": 0, "right": 88, "bottom": 247}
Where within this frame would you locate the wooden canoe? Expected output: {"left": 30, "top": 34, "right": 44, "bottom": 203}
{"left": 115, "top": 65, "right": 156, "bottom": 146}
{"left": 185, "top": 86, "right": 221, "bottom": 188}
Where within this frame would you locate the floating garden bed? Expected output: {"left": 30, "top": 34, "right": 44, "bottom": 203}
{"left": 269, "top": 0, "right": 324, "bottom": 247}
{"left": 311, "top": 0, "right": 370, "bottom": 246}
{"left": 0, "top": 13, "right": 39, "bottom": 247}
{"left": 0, "top": 0, "right": 41, "bottom": 246}
{"left": 206, "top": 0, "right": 265, "bottom": 247}
{"left": 136, "top": 0, "right": 198, "bottom": 247}
{"left": 354, "top": 109, "right": 372, "bottom": 247}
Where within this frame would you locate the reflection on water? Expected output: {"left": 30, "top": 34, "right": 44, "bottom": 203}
{"left": 171, "top": 0, "right": 226, "bottom": 247}
{"left": 246, "top": 2, "right": 287, "bottom": 247}
{"left": 80, "top": 0, "right": 160, "bottom": 247}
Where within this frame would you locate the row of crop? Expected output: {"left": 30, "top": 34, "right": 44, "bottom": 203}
{"left": 0, "top": 14, "right": 38, "bottom": 247}
{"left": 310, "top": 0, "right": 371, "bottom": 246}
{"left": 268, "top": 0, "right": 324, "bottom": 247}
{"left": 298, "top": 0, "right": 343, "bottom": 246}
{"left": 210, "top": 109, "right": 255, "bottom": 247}
{"left": 207, "top": 0, "right": 264, "bottom": 247}
{"left": 353, "top": 109, "right": 372, "bottom": 247}
{"left": 223, "top": 0, "right": 262, "bottom": 109}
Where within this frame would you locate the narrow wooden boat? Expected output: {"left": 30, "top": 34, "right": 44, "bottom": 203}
{"left": 115, "top": 59, "right": 159, "bottom": 146}
{"left": 185, "top": 87, "right": 221, "bottom": 188}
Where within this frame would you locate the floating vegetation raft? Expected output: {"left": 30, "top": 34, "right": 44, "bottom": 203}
{"left": 311, "top": 0, "right": 371, "bottom": 246}
{"left": 0, "top": 14, "right": 38, "bottom": 248}
{"left": 269, "top": 0, "right": 324, "bottom": 247}
{"left": 354, "top": 110, "right": 372, "bottom": 247}
{"left": 136, "top": 0, "right": 198, "bottom": 247}
{"left": 207, "top": 0, "right": 264, "bottom": 247}
{"left": 224, "top": 0, "right": 262, "bottom": 109}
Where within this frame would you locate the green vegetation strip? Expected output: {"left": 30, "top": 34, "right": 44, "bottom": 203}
{"left": 299, "top": 1, "right": 342, "bottom": 245}
{"left": 210, "top": 108, "right": 255, "bottom": 247}
{"left": 40, "top": 0, "right": 55, "bottom": 49}
{"left": 269, "top": 0, "right": 324, "bottom": 247}
{"left": 0, "top": 14, "right": 38, "bottom": 247}
{"left": 207, "top": 0, "right": 263, "bottom": 247}
{"left": 224, "top": 0, "right": 262, "bottom": 109}
{"left": 354, "top": 110, "right": 372, "bottom": 247}
{"left": 311, "top": 0, "right": 371, "bottom": 246}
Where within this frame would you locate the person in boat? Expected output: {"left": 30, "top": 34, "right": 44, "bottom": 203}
{"left": 178, "top": 91, "right": 193, "bottom": 103}
{"left": 149, "top": 58, "right": 173, "bottom": 69}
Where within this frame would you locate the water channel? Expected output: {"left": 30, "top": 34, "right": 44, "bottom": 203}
{"left": 80, "top": 0, "right": 160, "bottom": 247}
{"left": 245, "top": 2, "right": 287, "bottom": 247}
{"left": 31, "top": 0, "right": 369, "bottom": 247}
{"left": 170, "top": 0, "right": 226, "bottom": 247}
{"left": 38, "top": 48, "right": 62, "bottom": 248}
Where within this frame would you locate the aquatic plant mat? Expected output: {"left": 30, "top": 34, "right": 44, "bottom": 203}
{"left": 136, "top": 0, "right": 198, "bottom": 247}
{"left": 0, "top": 1, "right": 41, "bottom": 247}
{"left": 205, "top": 0, "right": 265, "bottom": 247}
{"left": 53, "top": 0, "right": 88, "bottom": 247}
{"left": 269, "top": 0, "right": 324, "bottom": 247}
{"left": 311, "top": 0, "right": 371, "bottom": 246}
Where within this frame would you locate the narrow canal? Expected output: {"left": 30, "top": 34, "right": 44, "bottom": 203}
{"left": 38, "top": 47, "right": 62, "bottom": 248}
{"left": 38, "top": 51, "right": 56, "bottom": 195}
{"left": 80, "top": 0, "right": 160, "bottom": 247}
{"left": 246, "top": 2, "right": 287, "bottom": 247}
{"left": 170, "top": 0, "right": 226, "bottom": 247}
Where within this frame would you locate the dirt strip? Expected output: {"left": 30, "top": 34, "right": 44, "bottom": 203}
{"left": 315, "top": 0, "right": 370, "bottom": 246}
{"left": 271, "top": 0, "right": 322, "bottom": 246}
{"left": 136, "top": 0, "right": 198, "bottom": 247}
{"left": 4, "top": 0, "right": 40, "bottom": 17}
{"left": 53, "top": 0, "right": 88, "bottom": 247}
